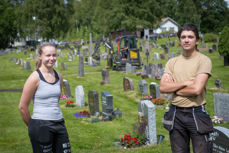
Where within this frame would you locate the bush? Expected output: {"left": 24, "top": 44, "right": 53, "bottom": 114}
{"left": 203, "top": 33, "right": 218, "bottom": 43}
{"left": 218, "top": 26, "right": 229, "bottom": 57}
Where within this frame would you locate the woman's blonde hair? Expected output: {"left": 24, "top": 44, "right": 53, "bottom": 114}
{"left": 35, "top": 42, "right": 56, "bottom": 70}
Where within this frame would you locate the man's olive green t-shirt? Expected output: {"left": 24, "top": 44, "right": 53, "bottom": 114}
{"left": 164, "top": 51, "right": 212, "bottom": 107}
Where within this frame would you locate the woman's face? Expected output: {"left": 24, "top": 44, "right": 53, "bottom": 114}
{"left": 39, "top": 46, "right": 57, "bottom": 68}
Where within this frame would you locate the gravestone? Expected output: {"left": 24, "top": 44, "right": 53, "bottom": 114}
{"left": 141, "top": 64, "right": 148, "bottom": 76}
{"left": 215, "top": 79, "right": 222, "bottom": 89}
{"left": 101, "top": 68, "right": 110, "bottom": 84}
{"left": 126, "top": 63, "right": 132, "bottom": 73}
{"left": 153, "top": 52, "right": 159, "bottom": 60}
{"left": 149, "top": 82, "right": 160, "bottom": 99}
{"left": 123, "top": 77, "right": 134, "bottom": 91}
{"left": 88, "top": 90, "right": 99, "bottom": 116}
{"left": 78, "top": 54, "right": 84, "bottom": 77}
{"left": 138, "top": 80, "right": 148, "bottom": 96}
{"left": 88, "top": 56, "right": 93, "bottom": 65}
{"left": 212, "top": 44, "right": 217, "bottom": 51}
{"left": 138, "top": 100, "right": 157, "bottom": 145}
{"left": 75, "top": 85, "right": 85, "bottom": 107}
{"left": 89, "top": 33, "right": 94, "bottom": 56}
{"left": 159, "top": 53, "right": 165, "bottom": 60}
{"left": 61, "top": 62, "right": 67, "bottom": 70}
{"left": 55, "top": 60, "right": 58, "bottom": 68}
{"left": 63, "top": 80, "right": 72, "bottom": 98}
{"left": 214, "top": 92, "right": 229, "bottom": 122}
{"left": 210, "top": 126, "right": 229, "bottom": 153}
{"left": 25, "top": 61, "right": 31, "bottom": 72}
{"left": 101, "top": 91, "right": 113, "bottom": 117}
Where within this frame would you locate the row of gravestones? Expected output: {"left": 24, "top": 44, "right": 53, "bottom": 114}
{"left": 10, "top": 56, "right": 32, "bottom": 72}
{"left": 75, "top": 85, "right": 122, "bottom": 120}
{"left": 123, "top": 77, "right": 160, "bottom": 98}
{"left": 141, "top": 63, "right": 164, "bottom": 79}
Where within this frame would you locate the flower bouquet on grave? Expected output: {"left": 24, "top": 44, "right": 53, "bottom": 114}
{"left": 152, "top": 98, "right": 166, "bottom": 105}
{"left": 100, "top": 80, "right": 105, "bottom": 85}
{"left": 60, "top": 94, "right": 68, "bottom": 100}
{"left": 212, "top": 116, "right": 224, "bottom": 124}
{"left": 80, "top": 110, "right": 90, "bottom": 117}
{"left": 65, "top": 100, "right": 76, "bottom": 107}
{"left": 136, "top": 72, "right": 141, "bottom": 76}
{"left": 143, "top": 96, "right": 153, "bottom": 100}
{"left": 141, "top": 73, "right": 149, "bottom": 79}
{"left": 120, "top": 134, "right": 140, "bottom": 149}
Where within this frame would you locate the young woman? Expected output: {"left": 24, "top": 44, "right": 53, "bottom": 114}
{"left": 19, "top": 43, "right": 71, "bottom": 153}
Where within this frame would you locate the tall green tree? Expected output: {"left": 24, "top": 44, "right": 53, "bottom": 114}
{"left": 23, "top": 0, "right": 72, "bottom": 40}
{"left": 0, "top": 0, "right": 17, "bottom": 49}
{"left": 200, "top": 0, "right": 228, "bottom": 33}
{"left": 175, "top": 0, "right": 201, "bottom": 29}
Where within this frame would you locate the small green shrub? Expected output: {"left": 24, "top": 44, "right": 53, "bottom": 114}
{"left": 218, "top": 26, "right": 229, "bottom": 57}
{"left": 203, "top": 33, "right": 218, "bottom": 43}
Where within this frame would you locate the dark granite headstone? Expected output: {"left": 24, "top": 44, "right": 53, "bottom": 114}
{"left": 61, "top": 62, "right": 67, "bottom": 71}
{"left": 101, "top": 91, "right": 113, "bottom": 116}
{"left": 25, "top": 61, "right": 31, "bottom": 72}
{"left": 88, "top": 90, "right": 99, "bottom": 116}
{"left": 214, "top": 92, "right": 229, "bottom": 122}
{"left": 215, "top": 79, "right": 222, "bottom": 89}
{"left": 78, "top": 54, "right": 84, "bottom": 77}
{"left": 63, "top": 80, "right": 72, "bottom": 98}
{"left": 138, "top": 80, "right": 148, "bottom": 96}
{"left": 210, "top": 126, "right": 229, "bottom": 153}
{"left": 123, "top": 77, "right": 134, "bottom": 91}
{"left": 149, "top": 82, "right": 160, "bottom": 99}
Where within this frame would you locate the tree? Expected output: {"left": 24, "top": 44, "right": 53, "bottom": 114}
{"left": 200, "top": 0, "right": 228, "bottom": 33}
{"left": 218, "top": 26, "right": 229, "bottom": 66}
{"left": 175, "top": 0, "right": 201, "bottom": 29}
{"left": 23, "top": 0, "right": 72, "bottom": 40}
{"left": 0, "top": 0, "right": 17, "bottom": 49}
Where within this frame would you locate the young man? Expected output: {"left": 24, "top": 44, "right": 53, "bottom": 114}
{"left": 160, "top": 24, "right": 213, "bottom": 153}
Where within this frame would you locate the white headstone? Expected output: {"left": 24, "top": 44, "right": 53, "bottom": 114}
{"left": 75, "top": 85, "right": 85, "bottom": 107}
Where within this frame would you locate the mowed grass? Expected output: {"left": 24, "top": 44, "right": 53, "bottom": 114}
{"left": 0, "top": 38, "right": 229, "bottom": 153}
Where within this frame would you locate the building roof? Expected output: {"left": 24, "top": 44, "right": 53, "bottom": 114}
{"left": 160, "top": 17, "right": 179, "bottom": 27}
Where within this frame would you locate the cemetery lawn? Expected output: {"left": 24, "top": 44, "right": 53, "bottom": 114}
{"left": 1, "top": 39, "right": 229, "bottom": 153}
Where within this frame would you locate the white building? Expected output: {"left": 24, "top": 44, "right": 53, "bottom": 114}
{"left": 153, "top": 17, "right": 179, "bottom": 34}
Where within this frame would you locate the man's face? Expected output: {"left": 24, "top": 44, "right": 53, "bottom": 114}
{"left": 180, "top": 30, "right": 199, "bottom": 51}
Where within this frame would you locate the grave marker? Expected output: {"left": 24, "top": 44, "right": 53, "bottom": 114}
{"left": 214, "top": 92, "right": 229, "bottom": 122}
{"left": 210, "top": 126, "right": 229, "bottom": 153}
{"left": 138, "top": 100, "right": 157, "bottom": 145}
{"left": 101, "top": 68, "right": 110, "bottom": 84}
{"left": 138, "top": 80, "right": 148, "bottom": 96}
{"left": 88, "top": 90, "right": 99, "bottom": 116}
{"left": 78, "top": 54, "right": 84, "bottom": 77}
{"left": 123, "top": 77, "right": 134, "bottom": 91}
{"left": 149, "top": 82, "right": 160, "bottom": 99}
{"left": 75, "top": 85, "right": 85, "bottom": 107}
{"left": 63, "top": 80, "right": 72, "bottom": 98}
{"left": 101, "top": 91, "right": 113, "bottom": 116}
